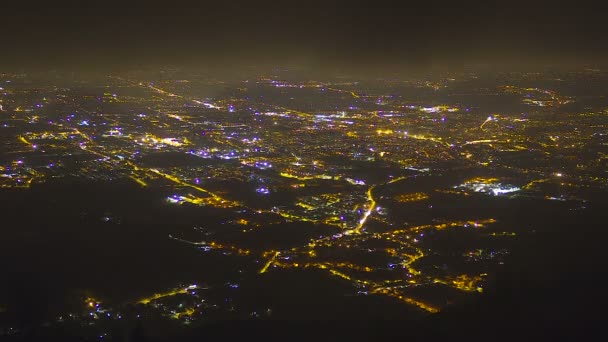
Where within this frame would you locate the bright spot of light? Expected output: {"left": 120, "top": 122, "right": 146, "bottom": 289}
{"left": 256, "top": 187, "right": 270, "bottom": 195}
{"left": 491, "top": 187, "right": 521, "bottom": 196}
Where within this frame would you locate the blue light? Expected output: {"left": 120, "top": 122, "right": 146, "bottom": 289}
{"left": 256, "top": 187, "right": 270, "bottom": 195}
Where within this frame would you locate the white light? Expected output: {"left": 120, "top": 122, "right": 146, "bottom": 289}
{"left": 256, "top": 187, "right": 270, "bottom": 195}
{"left": 491, "top": 187, "right": 520, "bottom": 196}
{"left": 167, "top": 197, "right": 180, "bottom": 204}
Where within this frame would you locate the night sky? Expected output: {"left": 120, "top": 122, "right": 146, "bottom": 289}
{"left": 1, "top": 1, "right": 606, "bottom": 70}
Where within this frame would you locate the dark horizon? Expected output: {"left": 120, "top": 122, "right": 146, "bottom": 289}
{"left": 1, "top": 1, "right": 607, "bottom": 72}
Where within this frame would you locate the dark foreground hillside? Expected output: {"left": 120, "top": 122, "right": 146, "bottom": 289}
{"left": 2, "top": 191, "right": 605, "bottom": 341}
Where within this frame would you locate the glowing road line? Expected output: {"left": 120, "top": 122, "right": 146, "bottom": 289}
{"left": 129, "top": 176, "right": 148, "bottom": 187}
{"left": 369, "top": 287, "right": 439, "bottom": 313}
{"left": 192, "top": 100, "right": 220, "bottom": 109}
{"left": 480, "top": 116, "right": 493, "bottom": 130}
{"left": 328, "top": 269, "right": 352, "bottom": 281}
{"left": 464, "top": 139, "right": 499, "bottom": 145}
{"left": 279, "top": 172, "right": 314, "bottom": 180}
{"left": 401, "top": 297, "right": 439, "bottom": 313}
{"left": 522, "top": 178, "right": 550, "bottom": 190}
{"left": 18, "top": 136, "right": 34, "bottom": 147}
{"left": 387, "top": 176, "right": 409, "bottom": 185}
{"left": 147, "top": 85, "right": 182, "bottom": 98}
{"left": 73, "top": 126, "right": 238, "bottom": 207}
{"left": 348, "top": 186, "right": 376, "bottom": 234}
{"left": 324, "top": 87, "right": 361, "bottom": 99}
{"left": 259, "top": 251, "right": 280, "bottom": 274}
{"left": 137, "top": 287, "right": 189, "bottom": 304}
{"left": 148, "top": 168, "right": 237, "bottom": 206}
{"left": 346, "top": 176, "right": 409, "bottom": 234}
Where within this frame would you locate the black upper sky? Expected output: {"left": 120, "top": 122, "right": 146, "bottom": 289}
{"left": 1, "top": 1, "right": 606, "bottom": 71}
